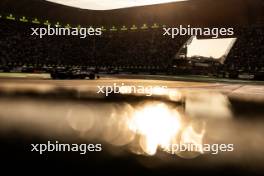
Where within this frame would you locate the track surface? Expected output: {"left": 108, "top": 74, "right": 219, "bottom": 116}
{"left": 0, "top": 74, "right": 264, "bottom": 100}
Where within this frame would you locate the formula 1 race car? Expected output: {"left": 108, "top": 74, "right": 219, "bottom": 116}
{"left": 50, "top": 68, "right": 97, "bottom": 80}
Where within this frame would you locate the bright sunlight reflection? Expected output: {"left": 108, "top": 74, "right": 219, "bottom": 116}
{"left": 129, "top": 103, "right": 181, "bottom": 155}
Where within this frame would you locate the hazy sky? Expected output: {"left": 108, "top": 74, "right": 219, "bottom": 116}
{"left": 46, "top": 0, "right": 186, "bottom": 10}
{"left": 187, "top": 37, "right": 237, "bottom": 59}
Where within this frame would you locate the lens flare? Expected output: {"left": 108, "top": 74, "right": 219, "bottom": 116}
{"left": 129, "top": 102, "right": 182, "bottom": 155}
{"left": 176, "top": 125, "right": 206, "bottom": 159}
{"left": 168, "top": 89, "right": 183, "bottom": 102}
{"left": 185, "top": 92, "right": 232, "bottom": 119}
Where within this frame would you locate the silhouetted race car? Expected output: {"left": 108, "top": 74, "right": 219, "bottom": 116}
{"left": 0, "top": 66, "right": 11, "bottom": 73}
{"left": 50, "top": 68, "right": 97, "bottom": 80}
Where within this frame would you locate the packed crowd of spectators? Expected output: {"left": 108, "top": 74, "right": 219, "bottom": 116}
{"left": 0, "top": 19, "right": 188, "bottom": 71}
{"left": 225, "top": 25, "right": 264, "bottom": 72}
{"left": 1, "top": 19, "right": 264, "bottom": 77}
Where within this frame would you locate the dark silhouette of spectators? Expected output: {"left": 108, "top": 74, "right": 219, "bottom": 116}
{"left": 0, "top": 19, "right": 188, "bottom": 71}
{"left": 1, "top": 18, "right": 264, "bottom": 76}
{"left": 225, "top": 26, "right": 264, "bottom": 72}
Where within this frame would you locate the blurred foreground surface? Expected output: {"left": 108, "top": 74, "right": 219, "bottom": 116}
{"left": 0, "top": 75, "right": 264, "bottom": 175}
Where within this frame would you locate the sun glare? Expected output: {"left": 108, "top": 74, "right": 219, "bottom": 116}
{"left": 129, "top": 103, "right": 182, "bottom": 155}
{"left": 46, "top": 0, "right": 187, "bottom": 10}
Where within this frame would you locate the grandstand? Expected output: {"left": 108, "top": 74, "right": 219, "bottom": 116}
{"left": 225, "top": 26, "right": 264, "bottom": 79}
{"left": 0, "top": 18, "right": 188, "bottom": 72}
{"left": 0, "top": 0, "right": 264, "bottom": 78}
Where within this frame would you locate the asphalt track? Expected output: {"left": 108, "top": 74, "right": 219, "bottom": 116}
{"left": 0, "top": 73, "right": 263, "bottom": 100}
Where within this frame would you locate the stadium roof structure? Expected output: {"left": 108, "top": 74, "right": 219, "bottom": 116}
{"left": 0, "top": 0, "right": 263, "bottom": 27}
{"left": 46, "top": 0, "right": 188, "bottom": 10}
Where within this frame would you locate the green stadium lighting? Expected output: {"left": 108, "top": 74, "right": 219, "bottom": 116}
{"left": 130, "top": 25, "right": 137, "bottom": 30}
{"left": 101, "top": 26, "right": 107, "bottom": 31}
{"left": 141, "top": 24, "right": 148, "bottom": 30}
{"left": 121, "top": 26, "right": 128, "bottom": 31}
{"left": 44, "top": 20, "right": 51, "bottom": 26}
{"left": 151, "top": 23, "right": 159, "bottom": 29}
{"left": 32, "top": 18, "right": 40, "bottom": 24}
{"left": 65, "top": 24, "right": 71, "bottom": 28}
{"left": 110, "top": 26, "right": 117, "bottom": 32}
{"left": 19, "top": 16, "right": 28, "bottom": 22}
{"left": 55, "top": 22, "right": 61, "bottom": 27}
{"left": 6, "top": 14, "right": 15, "bottom": 20}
